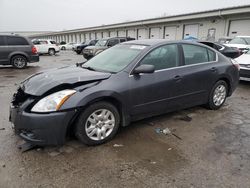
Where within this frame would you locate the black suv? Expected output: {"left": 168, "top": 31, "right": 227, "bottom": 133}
{"left": 74, "top": 40, "right": 98, "bottom": 54}
{"left": 83, "top": 37, "right": 135, "bottom": 60}
{"left": 0, "top": 35, "right": 39, "bottom": 69}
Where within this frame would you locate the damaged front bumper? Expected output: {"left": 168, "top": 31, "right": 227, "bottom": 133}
{"left": 9, "top": 88, "right": 77, "bottom": 146}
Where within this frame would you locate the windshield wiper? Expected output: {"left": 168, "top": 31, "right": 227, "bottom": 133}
{"left": 82, "top": 66, "right": 96, "bottom": 71}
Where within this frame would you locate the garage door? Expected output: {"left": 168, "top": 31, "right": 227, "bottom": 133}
{"left": 127, "top": 29, "right": 136, "bottom": 38}
{"left": 90, "top": 33, "right": 95, "bottom": 39}
{"left": 76, "top": 34, "right": 80, "bottom": 43}
{"left": 118, "top": 30, "right": 126, "bottom": 37}
{"left": 85, "top": 33, "right": 91, "bottom": 41}
{"left": 96, "top": 32, "right": 102, "bottom": 39}
{"left": 138, "top": 28, "right": 148, "bottom": 39}
{"left": 110, "top": 31, "right": 117, "bottom": 37}
{"left": 150, "top": 27, "right": 161, "bottom": 39}
{"left": 103, "top": 31, "right": 109, "bottom": 38}
{"left": 184, "top": 24, "right": 199, "bottom": 38}
{"left": 229, "top": 19, "right": 250, "bottom": 37}
{"left": 164, "top": 26, "right": 177, "bottom": 40}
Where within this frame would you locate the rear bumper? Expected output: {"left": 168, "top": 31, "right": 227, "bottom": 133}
{"left": 239, "top": 68, "right": 250, "bottom": 79}
{"left": 9, "top": 105, "right": 76, "bottom": 146}
{"left": 29, "top": 55, "right": 39, "bottom": 63}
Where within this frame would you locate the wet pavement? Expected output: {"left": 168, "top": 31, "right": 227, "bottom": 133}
{"left": 0, "top": 51, "right": 250, "bottom": 188}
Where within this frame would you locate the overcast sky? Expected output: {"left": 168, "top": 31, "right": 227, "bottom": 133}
{"left": 0, "top": 0, "right": 250, "bottom": 32}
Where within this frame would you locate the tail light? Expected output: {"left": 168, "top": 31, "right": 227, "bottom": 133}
{"left": 31, "top": 46, "right": 37, "bottom": 54}
{"left": 231, "top": 59, "right": 240, "bottom": 71}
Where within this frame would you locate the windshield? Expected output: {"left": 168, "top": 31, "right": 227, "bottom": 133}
{"left": 95, "top": 39, "right": 108, "bottom": 46}
{"left": 83, "top": 44, "right": 147, "bottom": 73}
{"left": 229, "top": 37, "right": 250, "bottom": 45}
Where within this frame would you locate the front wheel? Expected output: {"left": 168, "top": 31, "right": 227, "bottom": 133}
{"left": 75, "top": 102, "right": 120, "bottom": 146}
{"left": 207, "top": 80, "right": 228, "bottom": 110}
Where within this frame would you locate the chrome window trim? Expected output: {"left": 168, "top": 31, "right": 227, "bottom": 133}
{"left": 129, "top": 44, "right": 218, "bottom": 77}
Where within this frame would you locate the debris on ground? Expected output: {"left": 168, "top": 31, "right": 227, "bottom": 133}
{"left": 113, "top": 144, "right": 124, "bottom": 148}
{"left": 150, "top": 161, "right": 157, "bottom": 164}
{"left": 0, "top": 128, "right": 5, "bottom": 131}
{"left": 155, "top": 128, "right": 171, "bottom": 135}
{"left": 18, "top": 142, "right": 36, "bottom": 152}
{"left": 168, "top": 148, "right": 172, "bottom": 151}
{"left": 48, "top": 151, "right": 61, "bottom": 157}
{"left": 179, "top": 115, "right": 192, "bottom": 122}
{"left": 155, "top": 127, "right": 182, "bottom": 140}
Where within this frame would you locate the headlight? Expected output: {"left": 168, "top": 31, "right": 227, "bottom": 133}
{"left": 89, "top": 50, "right": 93, "bottom": 54}
{"left": 31, "top": 89, "right": 76, "bottom": 112}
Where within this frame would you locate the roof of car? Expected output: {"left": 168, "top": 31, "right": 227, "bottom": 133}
{"left": 124, "top": 39, "right": 172, "bottom": 46}
{"left": 235, "top": 36, "right": 250, "bottom": 38}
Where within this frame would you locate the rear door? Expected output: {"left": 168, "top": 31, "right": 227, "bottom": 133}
{"left": 0, "top": 36, "right": 9, "bottom": 64}
{"left": 174, "top": 43, "right": 218, "bottom": 107}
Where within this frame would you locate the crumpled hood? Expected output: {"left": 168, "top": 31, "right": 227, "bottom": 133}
{"left": 21, "top": 66, "right": 111, "bottom": 96}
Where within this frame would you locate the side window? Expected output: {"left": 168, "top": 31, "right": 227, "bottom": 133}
{"left": 40, "top": 41, "right": 48, "bottom": 45}
{"left": 208, "top": 49, "right": 216, "bottom": 61}
{"left": 90, "top": 40, "right": 96, "bottom": 45}
{"left": 6, "top": 36, "right": 29, "bottom": 45}
{"left": 0, "top": 36, "right": 6, "bottom": 46}
{"left": 50, "top": 41, "right": 56, "bottom": 44}
{"left": 140, "top": 44, "right": 179, "bottom": 70}
{"left": 32, "top": 40, "right": 40, "bottom": 45}
{"left": 107, "top": 39, "right": 119, "bottom": 47}
{"left": 182, "top": 44, "right": 209, "bottom": 65}
{"left": 120, "top": 38, "right": 126, "bottom": 43}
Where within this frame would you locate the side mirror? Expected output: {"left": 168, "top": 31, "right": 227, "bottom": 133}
{"left": 133, "top": 64, "right": 155, "bottom": 74}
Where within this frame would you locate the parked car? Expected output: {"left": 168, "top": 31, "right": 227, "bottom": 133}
{"left": 198, "top": 41, "right": 242, "bottom": 58}
{"left": 0, "top": 34, "right": 39, "bottom": 69}
{"left": 9, "top": 40, "right": 239, "bottom": 146}
{"left": 59, "top": 42, "right": 76, "bottom": 50}
{"left": 32, "top": 39, "right": 60, "bottom": 55}
{"left": 225, "top": 36, "right": 250, "bottom": 52}
{"left": 235, "top": 50, "right": 250, "bottom": 81}
{"left": 218, "top": 37, "right": 233, "bottom": 44}
{"left": 74, "top": 40, "right": 97, "bottom": 54}
{"left": 83, "top": 37, "right": 135, "bottom": 60}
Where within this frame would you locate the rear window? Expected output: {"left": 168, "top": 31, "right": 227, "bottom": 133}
{"left": 0, "top": 36, "right": 6, "bottom": 46}
{"left": 6, "top": 36, "right": 29, "bottom": 45}
{"left": 182, "top": 44, "right": 216, "bottom": 65}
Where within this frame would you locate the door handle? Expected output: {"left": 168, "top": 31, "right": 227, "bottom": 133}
{"left": 211, "top": 67, "right": 217, "bottom": 72}
{"left": 174, "top": 75, "right": 182, "bottom": 81}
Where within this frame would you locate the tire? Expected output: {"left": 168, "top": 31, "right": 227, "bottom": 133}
{"left": 11, "top": 55, "right": 27, "bottom": 69}
{"left": 76, "top": 50, "right": 81, "bottom": 54}
{"left": 48, "top": 48, "right": 55, "bottom": 56}
{"left": 75, "top": 102, "right": 120, "bottom": 146}
{"left": 207, "top": 80, "right": 228, "bottom": 110}
{"left": 61, "top": 46, "right": 66, "bottom": 50}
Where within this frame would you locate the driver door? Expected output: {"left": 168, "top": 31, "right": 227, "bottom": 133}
{"left": 129, "top": 44, "right": 182, "bottom": 117}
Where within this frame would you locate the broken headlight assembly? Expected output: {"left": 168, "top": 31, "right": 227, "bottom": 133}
{"left": 31, "top": 89, "right": 76, "bottom": 113}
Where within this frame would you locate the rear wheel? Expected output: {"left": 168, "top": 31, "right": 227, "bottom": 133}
{"left": 61, "top": 46, "right": 66, "bottom": 50}
{"left": 75, "top": 102, "right": 120, "bottom": 146}
{"left": 11, "top": 55, "right": 27, "bottom": 69}
{"left": 48, "top": 48, "right": 55, "bottom": 56}
{"left": 207, "top": 80, "right": 228, "bottom": 110}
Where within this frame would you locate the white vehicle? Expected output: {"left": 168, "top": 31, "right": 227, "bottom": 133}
{"left": 59, "top": 42, "right": 76, "bottom": 50}
{"left": 32, "top": 39, "right": 60, "bottom": 55}
{"left": 235, "top": 50, "right": 250, "bottom": 81}
{"left": 225, "top": 36, "right": 250, "bottom": 52}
